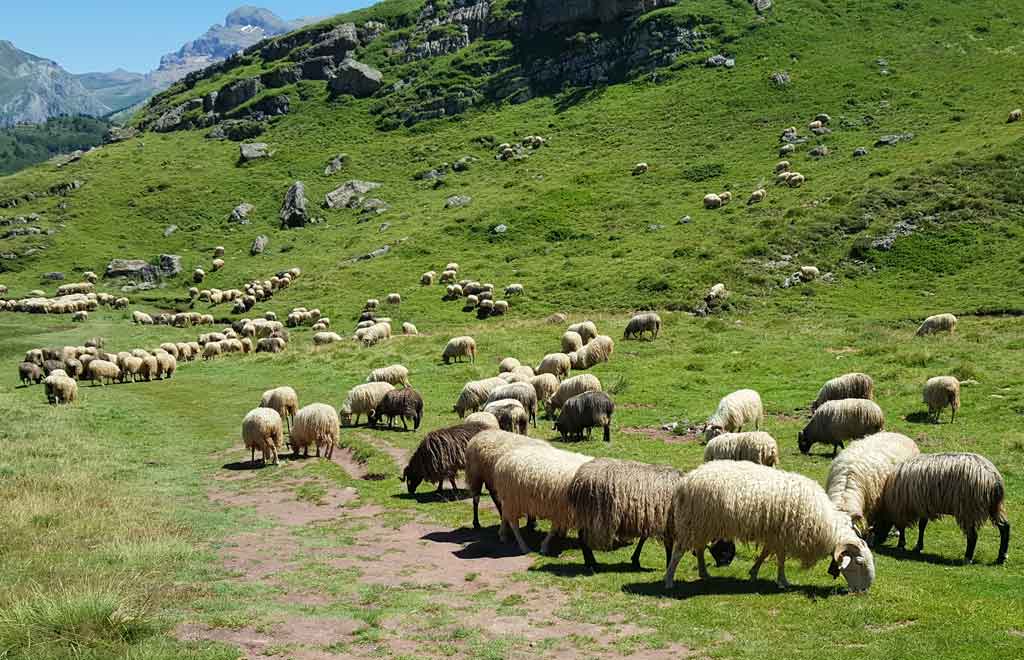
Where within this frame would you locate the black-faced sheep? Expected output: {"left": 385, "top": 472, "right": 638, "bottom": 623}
{"left": 369, "top": 388, "right": 424, "bottom": 430}
{"left": 799, "top": 399, "right": 884, "bottom": 456}
{"left": 555, "top": 391, "right": 615, "bottom": 443}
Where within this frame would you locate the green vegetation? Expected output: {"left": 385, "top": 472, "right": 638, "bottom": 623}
{"left": 0, "top": 116, "right": 109, "bottom": 176}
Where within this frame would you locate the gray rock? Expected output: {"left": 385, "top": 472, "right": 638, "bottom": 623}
{"left": 158, "top": 254, "right": 182, "bottom": 276}
{"left": 493, "top": 224, "right": 508, "bottom": 234}
{"left": 769, "top": 71, "right": 791, "bottom": 87}
{"left": 324, "top": 154, "right": 349, "bottom": 175}
{"left": 280, "top": 182, "right": 310, "bottom": 228}
{"left": 164, "top": 225, "right": 178, "bottom": 237}
{"left": 300, "top": 56, "right": 337, "bottom": 81}
{"left": 43, "top": 271, "right": 65, "bottom": 281}
{"left": 809, "top": 145, "right": 830, "bottom": 158}
{"left": 152, "top": 103, "right": 190, "bottom": 132}
{"left": 445, "top": 195, "right": 472, "bottom": 209}
{"left": 324, "top": 180, "right": 382, "bottom": 209}
{"left": 452, "top": 156, "right": 475, "bottom": 172}
{"left": 415, "top": 166, "right": 448, "bottom": 181}
{"left": 239, "top": 143, "right": 272, "bottom": 162}
{"left": 231, "top": 203, "right": 255, "bottom": 224}
{"left": 251, "top": 235, "right": 269, "bottom": 255}
{"left": 260, "top": 65, "right": 301, "bottom": 88}
{"left": 248, "top": 94, "right": 290, "bottom": 117}
{"left": 378, "top": 223, "right": 390, "bottom": 233}
{"left": 875, "top": 133, "right": 914, "bottom": 147}
{"left": 308, "top": 23, "right": 360, "bottom": 58}
{"left": 328, "top": 59, "right": 383, "bottom": 98}
{"left": 215, "top": 77, "right": 262, "bottom": 113}
{"left": 358, "top": 199, "right": 390, "bottom": 218}
{"left": 358, "top": 245, "right": 390, "bottom": 261}
{"left": 679, "top": 215, "right": 692, "bottom": 224}
{"left": 706, "top": 54, "right": 730, "bottom": 68}
{"left": 105, "top": 259, "right": 159, "bottom": 282}
{"left": 203, "top": 91, "right": 218, "bottom": 113}
{"left": 752, "top": 0, "right": 772, "bottom": 11}
{"left": 853, "top": 147, "right": 869, "bottom": 157}
{"left": 103, "top": 126, "right": 139, "bottom": 144}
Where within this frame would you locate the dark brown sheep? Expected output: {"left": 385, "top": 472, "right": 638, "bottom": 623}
{"left": 555, "top": 391, "right": 615, "bottom": 443}
{"left": 401, "top": 422, "right": 490, "bottom": 494}
{"left": 369, "top": 388, "right": 424, "bottom": 430}
{"left": 19, "top": 361, "right": 43, "bottom": 386}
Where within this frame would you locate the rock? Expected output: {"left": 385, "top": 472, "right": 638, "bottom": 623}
{"left": 752, "top": 0, "right": 772, "bottom": 11}
{"left": 875, "top": 133, "right": 914, "bottom": 147}
{"left": 164, "top": 225, "right": 178, "bottom": 237}
{"left": 105, "top": 259, "right": 159, "bottom": 282}
{"left": 853, "top": 147, "right": 869, "bottom": 157}
{"left": 260, "top": 65, "right": 301, "bottom": 88}
{"left": 324, "top": 154, "right": 349, "bottom": 175}
{"left": 247, "top": 94, "right": 290, "bottom": 118}
{"left": 769, "top": 71, "right": 791, "bottom": 87}
{"left": 809, "top": 145, "right": 830, "bottom": 158}
{"left": 328, "top": 59, "right": 383, "bottom": 98}
{"left": 452, "top": 156, "right": 475, "bottom": 172}
{"left": 300, "top": 56, "right": 338, "bottom": 81}
{"left": 308, "top": 23, "right": 360, "bottom": 58}
{"left": 214, "top": 77, "right": 262, "bottom": 113}
{"left": 43, "top": 271, "right": 65, "bottom": 281}
{"left": 230, "top": 203, "right": 255, "bottom": 224}
{"left": 251, "top": 235, "right": 269, "bottom": 255}
{"left": 359, "top": 199, "right": 390, "bottom": 217}
{"left": 324, "top": 180, "right": 382, "bottom": 209}
{"left": 239, "top": 143, "right": 272, "bottom": 163}
{"left": 415, "top": 166, "right": 448, "bottom": 181}
{"left": 445, "top": 195, "right": 472, "bottom": 209}
{"left": 203, "top": 91, "right": 218, "bottom": 113}
{"left": 679, "top": 215, "right": 692, "bottom": 224}
{"left": 378, "top": 223, "right": 390, "bottom": 233}
{"left": 706, "top": 54, "right": 730, "bottom": 67}
{"left": 152, "top": 103, "right": 191, "bottom": 132}
{"left": 280, "top": 182, "right": 310, "bottom": 228}
{"left": 493, "top": 224, "right": 508, "bottom": 234}
{"left": 358, "top": 245, "right": 390, "bottom": 261}
{"left": 523, "top": 0, "right": 677, "bottom": 33}
{"left": 810, "top": 126, "right": 832, "bottom": 136}
{"left": 158, "top": 254, "right": 182, "bottom": 277}
{"left": 103, "top": 126, "right": 139, "bottom": 144}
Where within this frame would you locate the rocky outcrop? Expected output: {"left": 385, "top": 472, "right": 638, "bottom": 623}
{"left": 306, "top": 23, "right": 360, "bottom": 59}
{"left": 328, "top": 59, "right": 383, "bottom": 97}
{"left": 103, "top": 126, "right": 139, "bottom": 144}
{"left": 324, "top": 180, "right": 382, "bottom": 209}
{"left": 280, "top": 182, "right": 310, "bottom": 228}
{"left": 521, "top": 0, "right": 678, "bottom": 33}
{"left": 215, "top": 77, "right": 262, "bottom": 113}
{"left": 251, "top": 235, "right": 269, "bottom": 255}
{"left": 230, "top": 202, "right": 255, "bottom": 223}
{"left": 158, "top": 254, "right": 182, "bottom": 276}
{"left": 239, "top": 143, "right": 272, "bottom": 162}
{"left": 261, "top": 66, "right": 301, "bottom": 88}
{"left": 105, "top": 259, "right": 157, "bottom": 282}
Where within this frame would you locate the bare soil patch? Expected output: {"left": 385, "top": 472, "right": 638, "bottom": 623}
{"left": 176, "top": 618, "right": 359, "bottom": 660}
{"left": 208, "top": 483, "right": 358, "bottom": 527}
{"left": 622, "top": 426, "right": 699, "bottom": 444}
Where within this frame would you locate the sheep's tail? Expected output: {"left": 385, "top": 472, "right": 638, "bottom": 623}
{"left": 991, "top": 478, "right": 1008, "bottom": 526}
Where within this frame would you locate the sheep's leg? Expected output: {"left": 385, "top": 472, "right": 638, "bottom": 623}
{"left": 631, "top": 537, "right": 647, "bottom": 568}
{"left": 510, "top": 518, "right": 532, "bottom": 555}
{"left": 472, "top": 493, "right": 481, "bottom": 529}
{"left": 749, "top": 546, "right": 771, "bottom": 581}
{"left": 964, "top": 527, "right": 978, "bottom": 564}
{"left": 664, "top": 546, "right": 684, "bottom": 589}
{"left": 540, "top": 530, "right": 559, "bottom": 556}
{"left": 436, "top": 481, "right": 444, "bottom": 493}
{"left": 913, "top": 518, "right": 928, "bottom": 553}
{"left": 251, "top": 447, "right": 256, "bottom": 465}
{"left": 580, "top": 532, "right": 598, "bottom": 570}
{"left": 775, "top": 553, "right": 789, "bottom": 589}
{"left": 326, "top": 443, "right": 334, "bottom": 460}
{"left": 525, "top": 516, "right": 536, "bottom": 531}
{"left": 996, "top": 521, "right": 1010, "bottom": 564}
{"left": 498, "top": 515, "right": 512, "bottom": 543}
{"left": 897, "top": 527, "right": 906, "bottom": 549}
{"left": 950, "top": 405, "right": 956, "bottom": 423}
{"left": 695, "top": 547, "right": 709, "bottom": 579}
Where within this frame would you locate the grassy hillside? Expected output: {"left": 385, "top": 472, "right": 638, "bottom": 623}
{"left": 1, "top": 1, "right": 1023, "bottom": 658}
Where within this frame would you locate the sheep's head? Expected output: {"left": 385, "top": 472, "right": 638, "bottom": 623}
{"left": 339, "top": 407, "right": 353, "bottom": 427}
{"left": 866, "top": 517, "right": 894, "bottom": 549}
{"left": 797, "top": 430, "right": 811, "bottom": 454}
{"left": 828, "top": 541, "right": 875, "bottom": 593}
{"left": 702, "top": 425, "right": 724, "bottom": 444}
{"left": 401, "top": 466, "right": 421, "bottom": 494}
{"left": 709, "top": 539, "right": 736, "bottom": 567}
{"left": 367, "top": 409, "right": 379, "bottom": 426}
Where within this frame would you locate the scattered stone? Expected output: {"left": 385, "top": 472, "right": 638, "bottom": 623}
{"left": 324, "top": 154, "right": 349, "bottom": 176}
{"left": 678, "top": 215, "right": 692, "bottom": 224}
{"left": 358, "top": 199, "right": 390, "bottom": 217}
{"left": 158, "top": 254, "right": 182, "bottom": 277}
{"left": 251, "top": 235, "right": 269, "bottom": 255}
{"left": 445, "top": 195, "right": 472, "bottom": 209}
{"left": 280, "top": 182, "right": 310, "bottom": 228}
{"left": 324, "top": 180, "right": 382, "bottom": 209}
{"left": 415, "top": 166, "right": 448, "bottom": 181}
{"left": 493, "top": 224, "right": 508, "bottom": 234}
{"left": 452, "top": 156, "right": 475, "bottom": 172}
{"left": 770, "top": 71, "right": 791, "bottom": 87}
{"left": 55, "top": 151, "right": 84, "bottom": 168}
{"left": 231, "top": 203, "right": 255, "bottom": 224}
{"left": 239, "top": 143, "right": 272, "bottom": 163}
{"left": 328, "top": 59, "right": 383, "bottom": 97}
{"left": 871, "top": 217, "right": 920, "bottom": 250}
{"left": 705, "top": 54, "right": 735, "bottom": 68}
{"left": 809, "top": 145, "right": 830, "bottom": 158}
{"left": 853, "top": 147, "right": 869, "bottom": 157}
{"left": 378, "top": 223, "right": 390, "bottom": 233}
{"left": 875, "top": 133, "right": 914, "bottom": 147}
{"left": 103, "top": 126, "right": 139, "bottom": 144}
{"left": 358, "top": 245, "right": 390, "bottom": 261}
{"left": 164, "top": 225, "right": 178, "bottom": 237}
{"left": 648, "top": 224, "right": 665, "bottom": 232}
{"left": 752, "top": 0, "right": 772, "bottom": 11}
{"left": 43, "top": 272, "right": 65, "bottom": 281}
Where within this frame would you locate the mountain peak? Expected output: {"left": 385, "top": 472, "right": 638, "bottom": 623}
{"left": 224, "top": 6, "right": 291, "bottom": 33}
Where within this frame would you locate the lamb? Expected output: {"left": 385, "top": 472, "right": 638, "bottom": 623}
{"left": 555, "top": 391, "right": 615, "bottom": 443}
{"left": 290, "top": 403, "right": 340, "bottom": 459}
{"left": 747, "top": 188, "right": 767, "bottom": 205}
{"left": 442, "top": 336, "right": 477, "bottom": 364}
{"left": 703, "top": 432, "right": 779, "bottom": 467}
{"left": 665, "top": 461, "right": 876, "bottom": 592}
{"left": 484, "top": 398, "right": 530, "bottom": 434}
{"left": 546, "top": 374, "right": 602, "bottom": 417}
{"left": 260, "top": 386, "right": 299, "bottom": 433}
{"left": 566, "top": 321, "right": 598, "bottom": 344}
{"left": 703, "top": 193, "right": 723, "bottom": 209}
{"left": 873, "top": 453, "right": 1009, "bottom": 564}
{"left": 498, "top": 357, "right": 521, "bottom": 373}
{"left": 465, "top": 429, "right": 550, "bottom": 529}
{"left": 1008, "top": 108, "right": 1022, "bottom": 123}
{"left": 504, "top": 283, "right": 524, "bottom": 296}
{"left": 923, "top": 376, "right": 960, "bottom": 423}
{"left": 453, "top": 377, "right": 507, "bottom": 417}
{"left": 623, "top": 312, "right": 661, "bottom": 340}
{"left": 366, "top": 364, "right": 411, "bottom": 388}
{"left": 825, "top": 432, "right": 920, "bottom": 532}
{"left": 529, "top": 373, "right": 559, "bottom": 407}
{"left": 811, "top": 372, "right": 875, "bottom": 414}
{"left": 569, "top": 459, "right": 685, "bottom": 569}
{"left": 19, "top": 362, "right": 43, "bottom": 386}
{"left": 485, "top": 382, "right": 538, "bottom": 427}
{"left": 242, "top": 408, "right": 282, "bottom": 465}
{"left": 703, "top": 389, "right": 763, "bottom": 441}
{"left": 402, "top": 322, "right": 418, "bottom": 335}
{"left": 464, "top": 411, "right": 499, "bottom": 428}
{"left": 340, "top": 382, "right": 394, "bottom": 426}
{"left": 798, "top": 399, "right": 885, "bottom": 456}
{"left": 915, "top": 313, "right": 957, "bottom": 336}
{"left": 44, "top": 374, "right": 78, "bottom": 404}
{"left": 369, "top": 388, "right": 424, "bottom": 430}
{"left": 492, "top": 443, "right": 594, "bottom": 554}
{"left": 401, "top": 421, "right": 492, "bottom": 493}
{"left": 87, "top": 360, "right": 120, "bottom": 386}
{"left": 561, "top": 331, "right": 583, "bottom": 353}
{"left": 314, "top": 331, "right": 343, "bottom": 345}
{"left": 569, "top": 335, "right": 614, "bottom": 370}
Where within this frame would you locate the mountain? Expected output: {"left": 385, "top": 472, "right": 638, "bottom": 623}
{"left": 0, "top": 40, "right": 110, "bottom": 127}
{"left": 75, "top": 69, "right": 159, "bottom": 115}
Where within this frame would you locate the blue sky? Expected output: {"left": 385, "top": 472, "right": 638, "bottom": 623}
{"left": 2, "top": 1, "right": 373, "bottom": 74}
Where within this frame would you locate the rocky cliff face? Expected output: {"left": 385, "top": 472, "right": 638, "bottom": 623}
{"left": 0, "top": 41, "right": 110, "bottom": 127}
{"left": 521, "top": 0, "right": 678, "bottom": 32}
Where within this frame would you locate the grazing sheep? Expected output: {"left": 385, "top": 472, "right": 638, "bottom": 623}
{"left": 546, "top": 312, "right": 568, "bottom": 324}
{"left": 873, "top": 453, "right": 1009, "bottom": 564}
{"left": 88, "top": 360, "right": 120, "bottom": 386}
{"left": 44, "top": 374, "right": 78, "bottom": 404}
{"left": 567, "top": 321, "right": 598, "bottom": 344}
{"left": 364, "top": 298, "right": 379, "bottom": 311}
{"left": 43, "top": 360, "right": 65, "bottom": 377}
{"left": 132, "top": 311, "right": 154, "bottom": 325}
{"left": 826, "top": 432, "right": 920, "bottom": 531}
{"left": 421, "top": 271, "right": 436, "bottom": 286}
{"left": 72, "top": 311, "right": 88, "bottom": 322}
{"left": 24, "top": 349, "right": 43, "bottom": 366}
{"left": 442, "top": 336, "right": 477, "bottom": 364}
{"left": 492, "top": 443, "right": 594, "bottom": 554}
{"left": 747, "top": 188, "right": 767, "bottom": 205}
{"left": 703, "top": 193, "right": 723, "bottom": 209}
{"left": 623, "top": 312, "right": 661, "bottom": 340}
{"left": 242, "top": 408, "right": 282, "bottom": 465}
{"left": 260, "top": 386, "right": 299, "bottom": 433}
{"left": 401, "top": 422, "right": 492, "bottom": 493}
{"left": 159, "top": 343, "right": 179, "bottom": 359}
{"left": 555, "top": 391, "right": 615, "bottom": 442}
{"left": 704, "top": 432, "right": 779, "bottom": 467}
{"left": 402, "top": 322, "right": 418, "bottom": 336}
{"left": 1008, "top": 109, "right": 1022, "bottom": 123}
{"left": 536, "top": 352, "right": 572, "bottom": 381}
{"left": 775, "top": 160, "right": 791, "bottom": 173}
{"left": 632, "top": 162, "right": 649, "bottom": 175}
{"left": 569, "top": 335, "right": 614, "bottom": 370}
{"left": 787, "top": 172, "right": 805, "bottom": 187}
{"left": 367, "top": 364, "right": 411, "bottom": 388}
{"left": 155, "top": 352, "right": 177, "bottom": 379}
{"left": 446, "top": 262, "right": 460, "bottom": 272}
{"left": 121, "top": 357, "right": 143, "bottom": 382}
{"left": 799, "top": 399, "right": 885, "bottom": 456}
{"left": 193, "top": 268, "right": 206, "bottom": 283}
{"left": 464, "top": 411, "right": 499, "bottom": 429}
{"left": 203, "top": 343, "right": 222, "bottom": 360}
{"left": 486, "top": 382, "right": 538, "bottom": 427}
{"left": 290, "top": 403, "right": 340, "bottom": 459}
{"left": 529, "top": 373, "right": 559, "bottom": 406}
{"left": 811, "top": 373, "right": 875, "bottom": 414}
{"left": 440, "top": 270, "right": 457, "bottom": 284}
{"left": 212, "top": 258, "right": 225, "bottom": 272}
{"left": 357, "top": 322, "right": 392, "bottom": 347}
{"left": 314, "top": 331, "right": 343, "bottom": 345}
{"left": 214, "top": 246, "right": 225, "bottom": 258}
{"left": 453, "top": 377, "right": 507, "bottom": 418}
{"left": 704, "top": 389, "right": 763, "bottom": 442}
{"left": 505, "top": 283, "right": 524, "bottom": 296}
{"left": 387, "top": 293, "right": 401, "bottom": 306}
{"left": 569, "top": 459, "right": 684, "bottom": 569}
{"left": 19, "top": 362, "right": 43, "bottom": 386}
{"left": 546, "top": 374, "right": 602, "bottom": 418}
{"left": 561, "top": 331, "right": 584, "bottom": 353}
{"left": 799, "top": 265, "right": 820, "bottom": 281}
{"left": 340, "top": 382, "right": 394, "bottom": 426}
{"left": 369, "top": 388, "right": 424, "bottom": 430}
{"left": 923, "top": 376, "right": 961, "bottom": 423}
{"left": 465, "top": 429, "right": 550, "bottom": 529}
{"left": 718, "top": 191, "right": 733, "bottom": 205}
{"left": 498, "top": 357, "right": 521, "bottom": 373}
{"left": 915, "top": 313, "right": 957, "bottom": 336}
{"left": 484, "top": 398, "right": 530, "bottom": 435}
{"left": 665, "top": 461, "right": 876, "bottom": 592}
{"left": 139, "top": 355, "right": 158, "bottom": 381}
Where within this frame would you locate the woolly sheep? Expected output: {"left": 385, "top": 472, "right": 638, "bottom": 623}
{"left": 916, "top": 313, "right": 957, "bottom": 337}
{"left": 463, "top": 411, "right": 499, "bottom": 429}
{"left": 465, "top": 294, "right": 480, "bottom": 309}
{"left": 799, "top": 265, "right": 820, "bottom": 281}
{"left": 774, "top": 160, "right": 791, "bottom": 173}
{"left": 242, "top": 408, "right": 282, "bottom": 465}
{"left": 88, "top": 360, "right": 120, "bottom": 386}
{"left": 704, "top": 389, "right": 763, "bottom": 442}
{"left": 811, "top": 373, "right": 875, "bottom": 414}
{"left": 314, "top": 331, "right": 343, "bottom": 345}
{"left": 632, "top": 162, "right": 649, "bottom": 175}
{"left": 369, "top": 388, "right": 424, "bottom": 430}
{"left": 484, "top": 398, "right": 530, "bottom": 435}
{"left": 358, "top": 323, "right": 391, "bottom": 347}
{"left": 747, "top": 188, "right": 767, "bottom": 205}
{"left": 561, "top": 331, "right": 583, "bottom": 353}
{"left": 24, "top": 349, "right": 43, "bottom": 366}
{"left": 704, "top": 432, "right": 779, "bottom": 467}
{"left": 567, "top": 321, "right": 598, "bottom": 344}
{"left": 442, "top": 336, "right": 477, "bottom": 364}
{"left": 486, "top": 382, "right": 538, "bottom": 427}
{"left": 505, "top": 283, "right": 524, "bottom": 296}
{"left": 1008, "top": 108, "right": 1022, "bottom": 123}
{"left": 546, "top": 312, "right": 568, "bottom": 324}
{"left": 703, "top": 193, "right": 723, "bottom": 209}
{"left": 386, "top": 293, "right": 401, "bottom": 306}
{"left": 498, "top": 357, "right": 521, "bottom": 373}
{"left": 72, "top": 311, "right": 88, "bottom": 322}
{"left": 923, "top": 376, "right": 961, "bottom": 423}
{"left": 203, "top": 343, "right": 222, "bottom": 360}
{"left": 493, "top": 300, "right": 509, "bottom": 315}
{"left": 44, "top": 374, "right": 78, "bottom": 404}
{"left": 534, "top": 353, "right": 571, "bottom": 381}
{"left": 366, "top": 364, "right": 411, "bottom": 388}
{"left": 787, "top": 172, "right": 805, "bottom": 187}
{"left": 402, "top": 322, "right": 418, "bottom": 335}
{"left": 132, "top": 310, "right": 154, "bottom": 325}
{"left": 569, "top": 335, "right": 614, "bottom": 370}
{"left": 364, "top": 298, "right": 379, "bottom": 311}
{"left": 529, "top": 373, "right": 559, "bottom": 406}
{"left": 826, "top": 432, "right": 920, "bottom": 531}
{"left": 440, "top": 270, "right": 457, "bottom": 284}
{"left": 718, "top": 191, "right": 733, "bottom": 205}
{"left": 193, "top": 268, "right": 206, "bottom": 283}
{"left": 19, "top": 362, "right": 43, "bottom": 386}
{"left": 873, "top": 453, "right": 1009, "bottom": 564}
{"left": 799, "top": 399, "right": 885, "bottom": 456}
{"left": 623, "top": 312, "right": 661, "bottom": 340}
{"left": 212, "top": 258, "right": 225, "bottom": 272}
{"left": 260, "top": 386, "right": 299, "bottom": 433}
{"left": 290, "top": 403, "right": 340, "bottom": 459}
{"left": 155, "top": 352, "right": 177, "bottom": 379}
{"left": 707, "top": 283, "right": 728, "bottom": 302}
{"left": 546, "top": 374, "right": 602, "bottom": 418}
{"left": 421, "top": 271, "right": 436, "bottom": 286}
{"left": 665, "top": 461, "right": 876, "bottom": 592}
{"left": 555, "top": 391, "right": 615, "bottom": 443}
{"left": 446, "top": 262, "right": 460, "bottom": 272}
{"left": 465, "top": 429, "right": 550, "bottom": 529}
{"left": 340, "top": 382, "right": 394, "bottom": 426}
{"left": 122, "top": 356, "right": 143, "bottom": 382}
{"left": 454, "top": 377, "right": 506, "bottom": 418}
{"left": 492, "top": 442, "right": 594, "bottom": 554}
{"left": 401, "top": 421, "right": 492, "bottom": 493}
{"left": 139, "top": 355, "right": 158, "bottom": 381}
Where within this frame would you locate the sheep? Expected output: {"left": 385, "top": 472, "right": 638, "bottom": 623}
{"left": 193, "top": 268, "right": 206, "bottom": 283}
{"left": 421, "top": 271, "right": 436, "bottom": 286}
{"left": 492, "top": 442, "right": 594, "bottom": 554}
{"left": 155, "top": 352, "right": 177, "bottom": 379}
{"left": 498, "top": 357, "right": 521, "bottom": 373}
{"left": 505, "top": 283, "right": 524, "bottom": 296}
{"left": 242, "top": 408, "right": 282, "bottom": 465}
{"left": 44, "top": 374, "right": 78, "bottom": 404}
{"left": 915, "top": 313, "right": 957, "bottom": 337}
{"left": 260, "top": 386, "right": 299, "bottom": 434}
{"left": 718, "top": 191, "right": 733, "bottom": 205}
{"left": 203, "top": 343, "right": 222, "bottom": 360}
{"left": 132, "top": 311, "right": 154, "bottom": 325}
{"left": 811, "top": 373, "right": 875, "bottom": 414}
{"left": 546, "top": 374, "right": 602, "bottom": 418}
{"left": 747, "top": 188, "right": 767, "bottom": 205}
{"left": 486, "top": 382, "right": 538, "bottom": 427}
{"left": 923, "top": 376, "right": 960, "bottom": 423}
{"left": 366, "top": 364, "right": 411, "bottom": 388}
{"left": 567, "top": 321, "right": 598, "bottom": 344}
{"left": 464, "top": 294, "right": 480, "bottom": 309}
{"left": 453, "top": 377, "right": 507, "bottom": 418}
{"left": 632, "top": 162, "right": 649, "bottom": 175}
{"left": 703, "top": 389, "right": 763, "bottom": 442}
{"left": 340, "top": 382, "right": 394, "bottom": 426}
{"left": 799, "top": 265, "right": 820, "bottom": 281}
{"left": 358, "top": 322, "right": 392, "bottom": 346}
{"left": 1008, "top": 108, "right": 1022, "bottom": 123}
{"left": 445, "top": 262, "right": 459, "bottom": 272}
{"left": 665, "top": 460, "right": 876, "bottom": 592}
{"left": 72, "top": 311, "right": 88, "bottom": 322}
{"left": 364, "top": 298, "right": 379, "bottom": 311}
{"left": 464, "top": 411, "right": 499, "bottom": 429}
{"left": 787, "top": 172, "right": 805, "bottom": 187}
{"left": 555, "top": 391, "right": 615, "bottom": 442}
{"left": 314, "top": 331, "right": 343, "bottom": 345}
{"left": 873, "top": 453, "right": 1009, "bottom": 564}
{"left": 808, "top": 119, "right": 823, "bottom": 130}
{"left": 775, "top": 160, "right": 791, "bottom": 173}
{"left": 290, "top": 403, "right": 340, "bottom": 459}
{"left": 532, "top": 353, "right": 570, "bottom": 382}
{"left": 43, "top": 360, "right": 65, "bottom": 377}
{"left": 492, "top": 300, "right": 509, "bottom": 315}
{"left": 19, "top": 362, "right": 43, "bottom": 386}
{"left": 369, "top": 388, "right": 424, "bottom": 430}
{"left": 799, "top": 399, "right": 885, "bottom": 456}
{"left": 623, "top": 312, "right": 661, "bottom": 340}
{"left": 257, "top": 337, "right": 287, "bottom": 353}
{"left": 440, "top": 270, "right": 457, "bottom": 284}
{"left": 121, "top": 357, "right": 143, "bottom": 382}
{"left": 401, "top": 421, "right": 493, "bottom": 493}
{"left": 825, "top": 432, "right": 920, "bottom": 532}
{"left": 569, "top": 459, "right": 685, "bottom": 569}
{"left": 561, "top": 331, "right": 583, "bottom": 353}
{"left": 704, "top": 431, "right": 779, "bottom": 467}
{"left": 703, "top": 193, "right": 723, "bottom": 209}
{"left": 442, "top": 336, "right": 477, "bottom": 364}
{"left": 212, "top": 258, "right": 225, "bottom": 272}
{"left": 139, "top": 355, "right": 158, "bottom": 381}
{"left": 24, "top": 349, "right": 44, "bottom": 366}
{"left": 88, "top": 360, "right": 120, "bottom": 386}
{"left": 484, "top": 399, "right": 530, "bottom": 435}
{"left": 546, "top": 312, "right": 568, "bottom": 324}
{"left": 569, "top": 335, "right": 614, "bottom": 370}
{"left": 465, "top": 429, "right": 550, "bottom": 529}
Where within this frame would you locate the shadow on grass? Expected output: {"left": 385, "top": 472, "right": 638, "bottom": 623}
{"left": 420, "top": 526, "right": 549, "bottom": 560}
{"left": 534, "top": 561, "right": 655, "bottom": 577}
{"left": 221, "top": 460, "right": 272, "bottom": 471}
{"left": 873, "top": 544, "right": 968, "bottom": 566}
{"left": 622, "top": 576, "right": 838, "bottom": 600}
{"left": 391, "top": 488, "right": 471, "bottom": 504}
{"left": 904, "top": 411, "right": 936, "bottom": 424}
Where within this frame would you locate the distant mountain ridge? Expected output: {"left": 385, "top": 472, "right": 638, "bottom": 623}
{"left": 0, "top": 40, "right": 109, "bottom": 127}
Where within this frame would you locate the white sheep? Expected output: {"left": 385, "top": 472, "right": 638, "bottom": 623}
{"left": 545, "top": 373, "right": 601, "bottom": 417}
{"left": 367, "top": 364, "right": 411, "bottom": 388}
{"left": 484, "top": 398, "right": 530, "bottom": 435}
{"left": 260, "top": 386, "right": 299, "bottom": 434}
{"left": 1008, "top": 108, "right": 1022, "bottom": 123}
{"left": 703, "top": 193, "right": 723, "bottom": 209}
{"left": 632, "top": 162, "right": 649, "bottom": 175}
{"left": 811, "top": 373, "right": 875, "bottom": 414}
{"left": 340, "top": 382, "right": 394, "bottom": 426}
{"left": 923, "top": 376, "right": 960, "bottom": 423}
{"left": 291, "top": 403, "right": 340, "bottom": 459}
{"left": 242, "top": 408, "right": 283, "bottom": 465}
{"left": 387, "top": 293, "right": 401, "bottom": 306}
{"left": 498, "top": 357, "right": 521, "bottom": 373}
{"left": 314, "top": 332, "right": 343, "bottom": 345}
{"left": 493, "top": 300, "right": 509, "bottom": 315}
{"left": 568, "top": 335, "right": 614, "bottom": 370}
{"left": 567, "top": 321, "right": 598, "bottom": 344}
{"left": 454, "top": 376, "right": 508, "bottom": 418}
{"left": 504, "top": 283, "right": 524, "bottom": 296}
{"left": 529, "top": 373, "right": 559, "bottom": 407}
{"left": 798, "top": 399, "right": 885, "bottom": 456}
{"left": 747, "top": 188, "right": 767, "bottom": 205}
{"left": 703, "top": 389, "right": 763, "bottom": 442}
{"left": 704, "top": 432, "right": 779, "bottom": 467}
{"left": 825, "top": 431, "right": 920, "bottom": 531}
{"left": 421, "top": 271, "right": 436, "bottom": 286}
{"left": 402, "top": 322, "right": 418, "bottom": 335}
{"left": 799, "top": 265, "right": 820, "bottom": 281}
{"left": 915, "top": 313, "right": 957, "bottom": 337}
{"left": 465, "top": 429, "right": 549, "bottom": 529}
{"left": 561, "top": 331, "right": 583, "bottom": 353}
{"left": 536, "top": 353, "right": 572, "bottom": 381}
{"left": 774, "top": 160, "right": 791, "bottom": 173}
{"left": 623, "top": 312, "right": 661, "bottom": 340}
{"left": 442, "top": 336, "right": 477, "bottom": 364}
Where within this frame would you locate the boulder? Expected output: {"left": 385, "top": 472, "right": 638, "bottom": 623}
{"left": 215, "top": 77, "right": 262, "bottom": 113}
{"left": 324, "top": 153, "right": 349, "bottom": 175}
{"left": 103, "top": 126, "right": 139, "bottom": 144}
{"left": 445, "top": 195, "right": 472, "bottom": 209}
{"left": 251, "top": 235, "right": 269, "bottom": 255}
{"left": 769, "top": 71, "right": 791, "bottom": 87}
{"left": 248, "top": 94, "right": 290, "bottom": 117}
{"left": 328, "top": 59, "right": 383, "bottom": 98}
{"left": 280, "top": 182, "right": 310, "bottom": 228}
{"left": 308, "top": 23, "right": 360, "bottom": 58}
{"left": 261, "top": 65, "right": 301, "bottom": 88}
{"left": 523, "top": 0, "right": 677, "bottom": 33}
{"left": 875, "top": 133, "right": 914, "bottom": 147}
{"left": 493, "top": 224, "right": 508, "bottom": 234}
{"left": 239, "top": 143, "right": 272, "bottom": 163}
{"left": 231, "top": 203, "right": 255, "bottom": 224}
{"left": 358, "top": 245, "right": 390, "bottom": 261}
{"left": 158, "top": 254, "right": 182, "bottom": 277}
{"left": 301, "top": 56, "right": 338, "bottom": 80}
{"left": 43, "top": 271, "right": 65, "bottom": 281}
{"left": 105, "top": 259, "right": 159, "bottom": 282}
{"left": 323, "top": 180, "right": 382, "bottom": 210}
{"left": 452, "top": 156, "right": 475, "bottom": 172}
